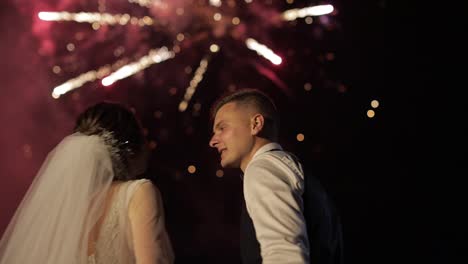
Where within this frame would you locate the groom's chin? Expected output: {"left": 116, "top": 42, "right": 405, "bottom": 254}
{"left": 220, "top": 160, "right": 237, "bottom": 169}
{"left": 220, "top": 159, "right": 229, "bottom": 168}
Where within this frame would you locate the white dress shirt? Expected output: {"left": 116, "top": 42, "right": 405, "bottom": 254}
{"left": 243, "top": 143, "right": 310, "bottom": 263}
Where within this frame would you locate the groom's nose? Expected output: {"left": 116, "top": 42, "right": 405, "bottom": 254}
{"left": 209, "top": 135, "right": 218, "bottom": 148}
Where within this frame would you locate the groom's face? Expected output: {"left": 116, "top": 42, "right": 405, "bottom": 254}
{"left": 209, "top": 102, "right": 253, "bottom": 169}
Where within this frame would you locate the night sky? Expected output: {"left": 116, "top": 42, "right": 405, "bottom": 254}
{"left": 0, "top": 0, "right": 464, "bottom": 263}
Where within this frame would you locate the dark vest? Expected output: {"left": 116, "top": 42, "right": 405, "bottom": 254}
{"left": 240, "top": 152, "right": 343, "bottom": 264}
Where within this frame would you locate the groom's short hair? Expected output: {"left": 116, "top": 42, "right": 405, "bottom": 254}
{"left": 210, "top": 89, "right": 280, "bottom": 141}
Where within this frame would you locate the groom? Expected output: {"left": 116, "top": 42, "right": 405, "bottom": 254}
{"left": 209, "top": 89, "right": 343, "bottom": 263}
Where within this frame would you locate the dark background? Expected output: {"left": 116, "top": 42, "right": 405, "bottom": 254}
{"left": 1, "top": 0, "right": 464, "bottom": 263}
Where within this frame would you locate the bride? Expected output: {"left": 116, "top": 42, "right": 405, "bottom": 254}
{"left": 0, "top": 102, "right": 174, "bottom": 264}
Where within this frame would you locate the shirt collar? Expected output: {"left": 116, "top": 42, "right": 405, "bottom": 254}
{"left": 252, "top": 142, "right": 283, "bottom": 160}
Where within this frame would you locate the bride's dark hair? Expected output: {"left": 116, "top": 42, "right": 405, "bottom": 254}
{"left": 74, "top": 101, "right": 146, "bottom": 180}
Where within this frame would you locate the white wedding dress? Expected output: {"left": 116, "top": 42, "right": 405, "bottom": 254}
{"left": 0, "top": 133, "right": 174, "bottom": 264}
{"left": 88, "top": 179, "right": 174, "bottom": 264}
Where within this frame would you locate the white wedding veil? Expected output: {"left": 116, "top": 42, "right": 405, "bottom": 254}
{"left": 0, "top": 133, "right": 115, "bottom": 264}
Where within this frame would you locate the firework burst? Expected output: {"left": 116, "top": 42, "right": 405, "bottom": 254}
{"left": 36, "top": 0, "right": 336, "bottom": 110}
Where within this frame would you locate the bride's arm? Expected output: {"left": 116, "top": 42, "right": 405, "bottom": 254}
{"left": 128, "top": 181, "right": 174, "bottom": 264}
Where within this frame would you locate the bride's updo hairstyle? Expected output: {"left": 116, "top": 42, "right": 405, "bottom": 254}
{"left": 74, "top": 102, "right": 146, "bottom": 181}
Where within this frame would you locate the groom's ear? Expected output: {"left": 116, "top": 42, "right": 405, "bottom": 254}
{"left": 250, "top": 114, "right": 265, "bottom": 136}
